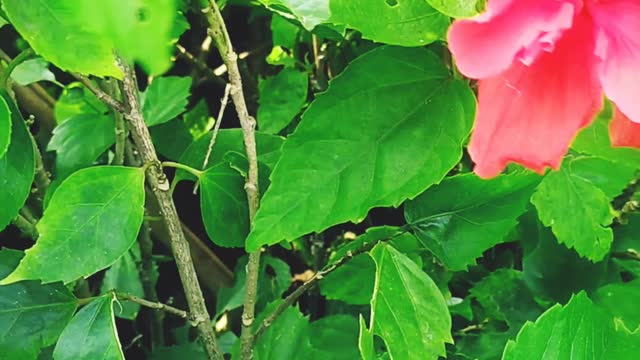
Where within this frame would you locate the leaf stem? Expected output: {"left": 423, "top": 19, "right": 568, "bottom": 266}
{"left": 162, "top": 161, "right": 204, "bottom": 178}
{"left": 204, "top": 2, "right": 262, "bottom": 358}
{"left": 73, "top": 74, "right": 128, "bottom": 114}
{"left": 114, "top": 292, "right": 193, "bottom": 322}
{"left": 0, "top": 48, "right": 35, "bottom": 89}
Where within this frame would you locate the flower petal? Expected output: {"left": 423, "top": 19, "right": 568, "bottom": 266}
{"left": 591, "top": 0, "right": 640, "bottom": 124}
{"left": 448, "top": 0, "right": 580, "bottom": 78}
{"left": 469, "top": 13, "right": 602, "bottom": 178}
{"left": 610, "top": 106, "right": 640, "bottom": 148}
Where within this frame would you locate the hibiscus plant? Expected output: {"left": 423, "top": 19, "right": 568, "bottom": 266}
{"left": 0, "top": 0, "right": 639, "bottom": 359}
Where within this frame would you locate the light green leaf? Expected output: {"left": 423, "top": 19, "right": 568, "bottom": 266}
{"left": 358, "top": 315, "right": 376, "bottom": 360}
{"left": 53, "top": 294, "right": 124, "bottom": 360}
{"left": 369, "top": 243, "right": 452, "bottom": 359}
{"left": 253, "top": 304, "right": 312, "bottom": 360}
{"left": 310, "top": 315, "right": 360, "bottom": 360}
{"left": 572, "top": 101, "right": 640, "bottom": 167}
{"left": 565, "top": 156, "right": 636, "bottom": 198}
{"left": 259, "top": 0, "right": 330, "bottom": 30}
{"left": 266, "top": 46, "right": 297, "bottom": 68}
{"left": 531, "top": 157, "right": 619, "bottom": 262}
{"left": 11, "top": 57, "right": 56, "bottom": 86}
{"left": 593, "top": 280, "right": 640, "bottom": 331}
{"left": 247, "top": 46, "right": 475, "bottom": 251}
{"left": 183, "top": 99, "right": 214, "bottom": 138}
{"left": 176, "top": 129, "right": 284, "bottom": 184}
{"left": 0, "top": 95, "right": 11, "bottom": 158}
{"left": 258, "top": 67, "right": 308, "bottom": 134}
{"left": 427, "top": 0, "right": 486, "bottom": 18}
{"left": 2, "top": 0, "right": 120, "bottom": 77}
{"left": 502, "top": 292, "right": 640, "bottom": 360}
{"left": 405, "top": 172, "right": 539, "bottom": 271}
{"left": 0, "top": 249, "right": 77, "bottom": 360}
{"left": 200, "top": 163, "right": 248, "bottom": 248}
{"left": 0, "top": 91, "right": 35, "bottom": 231}
{"left": 142, "top": 76, "right": 192, "bottom": 126}
{"left": 271, "top": 14, "right": 299, "bottom": 49}
{"left": 0, "top": 166, "right": 145, "bottom": 284}
{"left": 100, "top": 245, "right": 145, "bottom": 320}
{"left": 54, "top": 82, "right": 108, "bottom": 124}
{"left": 47, "top": 114, "right": 116, "bottom": 178}
{"left": 330, "top": 0, "right": 450, "bottom": 46}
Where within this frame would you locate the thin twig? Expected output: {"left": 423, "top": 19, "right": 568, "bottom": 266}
{"left": 137, "top": 221, "right": 165, "bottom": 348}
{"left": 253, "top": 229, "right": 408, "bottom": 342}
{"left": 113, "top": 58, "right": 222, "bottom": 360}
{"left": 12, "top": 214, "right": 38, "bottom": 239}
{"left": 115, "top": 292, "right": 192, "bottom": 321}
{"left": 73, "top": 74, "right": 128, "bottom": 114}
{"left": 202, "top": 83, "right": 231, "bottom": 170}
{"left": 30, "top": 134, "right": 50, "bottom": 202}
{"left": 176, "top": 44, "right": 226, "bottom": 86}
{"left": 204, "top": 2, "right": 261, "bottom": 358}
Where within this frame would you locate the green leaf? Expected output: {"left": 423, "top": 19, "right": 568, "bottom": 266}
{"left": 176, "top": 129, "right": 284, "bottom": 184}
{"left": 258, "top": 67, "right": 308, "bottom": 134}
{"left": 572, "top": 101, "right": 640, "bottom": 167}
{"left": 85, "top": 0, "right": 177, "bottom": 75}
{"left": 0, "top": 95, "right": 11, "bottom": 158}
{"left": 100, "top": 245, "right": 145, "bottom": 320}
{"left": 53, "top": 294, "right": 124, "bottom": 360}
{"left": 358, "top": 315, "right": 376, "bottom": 360}
{"left": 183, "top": 99, "right": 214, "bottom": 138}
{"left": 369, "top": 243, "right": 452, "bottom": 359}
{"left": 320, "top": 254, "right": 375, "bottom": 305}
{"left": 593, "top": 280, "right": 640, "bottom": 331}
{"left": 531, "top": 156, "right": 623, "bottom": 262}
{"left": 503, "top": 292, "right": 640, "bottom": 360}
{"left": 2, "top": 0, "right": 121, "bottom": 77}
{"left": 54, "top": 82, "right": 108, "bottom": 124}
{"left": 0, "top": 249, "right": 77, "bottom": 360}
{"left": 259, "top": 0, "right": 330, "bottom": 30}
{"left": 520, "top": 209, "right": 608, "bottom": 303}
{"left": 11, "top": 57, "right": 56, "bottom": 86}
{"left": 247, "top": 46, "right": 475, "bottom": 251}
{"left": 563, "top": 155, "right": 636, "bottom": 199}
{"left": 469, "top": 269, "right": 542, "bottom": 329}
{"left": 151, "top": 343, "right": 206, "bottom": 360}
{"left": 142, "top": 76, "right": 192, "bottom": 126}
{"left": 426, "top": 0, "right": 486, "bottom": 18}
{"left": 47, "top": 114, "right": 116, "bottom": 178}
{"left": 330, "top": 0, "right": 450, "bottom": 46}
{"left": 271, "top": 14, "right": 299, "bottom": 49}
{"left": 253, "top": 304, "right": 312, "bottom": 359}
{"left": 1, "top": 166, "right": 145, "bottom": 284}
{"left": 150, "top": 118, "right": 194, "bottom": 161}
{"left": 309, "top": 315, "right": 360, "bottom": 360}
{"left": 0, "top": 91, "right": 35, "bottom": 231}
{"left": 405, "top": 172, "right": 540, "bottom": 271}
{"left": 216, "top": 255, "right": 291, "bottom": 317}
{"left": 200, "top": 163, "right": 248, "bottom": 247}
{"left": 321, "top": 226, "right": 422, "bottom": 305}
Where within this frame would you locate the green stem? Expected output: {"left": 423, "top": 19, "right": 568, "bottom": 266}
{"left": 1, "top": 48, "right": 35, "bottom": 89}
{"left": 162, "top": 161, "right": 203, "bottom": 178}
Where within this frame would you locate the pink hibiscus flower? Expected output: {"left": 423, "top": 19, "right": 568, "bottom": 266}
{"left": 448, "top": 0, "right": 640, "bottom": 178}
